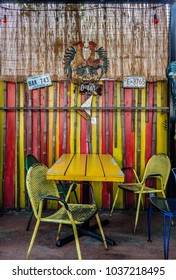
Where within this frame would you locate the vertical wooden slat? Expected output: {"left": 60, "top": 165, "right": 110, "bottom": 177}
{"left": 19, "top": 83, "right": 25, "bottom": 208}
{"left": 63, "top": 81, "right": 67, "bottom": 153}
{"left": 43, "top": 87, "right": 48, "bottom": 164}
{"left": 152, "top": 82, "right": 157, "bottom": 155}
{"left": 124, "top": 88, "right": 135, "bottom": 208}
{"left": 37, "top": 88, "right": 41, "bottom": 161}
{"left": 59, "top": 82, "right": 64, "bottom": 156}
{"left": 40, "top": 88, "right": 45, "bottom": 163}
{"left": 145, "top": 83, "right": 154, "bottom": 162}
{"left": 15, "top": 83, "right": 20, "bottom": 209}
{"left": 48, "top": 85, "right": 54, "bottom": 167}
{"left": 4, "top": 82, "right": 16, "bottom": 208}
{"left": 55, "top": 82, "right": 60, "bottom": 159}
{"left": 66, "top": 81, "right": 71, "bottom": 153}
{"left": 0, "top": 81, "right": 5, "bottom": 210}
{"left": 32, "top": 89, "right": 39, "bottom": 158}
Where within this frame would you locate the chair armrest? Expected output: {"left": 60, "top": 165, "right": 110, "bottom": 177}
{"left": 43, "top": 195, "right": 69, "bottom": 210}
{"left": 144, "top": 174, "right": 162, "bottom": 182}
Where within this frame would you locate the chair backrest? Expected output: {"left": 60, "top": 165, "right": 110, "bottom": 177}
{"left": 142, "top": 154, "right": 171, "bottom": 191}
{"left": 26, "top": 163, "right": 59, "bottom": 217}
{"left": 25, "top": 154, "right": 39, "bottom": 172}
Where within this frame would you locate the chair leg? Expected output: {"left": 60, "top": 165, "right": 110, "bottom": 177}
{"left": 73, "top": 190, "right": 79, "bottom": 203}
{"left": 163, "top": 215, "right": 172, "bottom": 259}
{"left": 72, "top": 223, "right": 82, "bottom": 260}
{"left": 95, "top": 213, "right": 108, "bottom": 249}
{"left": 110, "top": 187, "right": 119, "bottom": 216}
{"left": 147, "top": 202, "right": 152, "bottom": 242}
{"left": 55, "top": 223, "right": 63, "bottom": 246}
{"left": 133, "top": 193, "right": 142, "bottom": 234}
{"left": 26, "top": 210, "right": 34, "bottom": 231}
{"left": 26, "top": 219, "right": 40, "bottom": 260}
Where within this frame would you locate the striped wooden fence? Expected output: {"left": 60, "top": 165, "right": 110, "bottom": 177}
{"left": 0, "top": 80, "right": 169, "bottom": 211}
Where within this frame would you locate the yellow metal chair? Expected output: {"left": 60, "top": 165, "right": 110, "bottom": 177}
{"left": 25, "top": 154, "right": 79, "bottom": 231}
{"left": 110, "top": 153, "right": 171, "bottom": 234}
{"left": 26, "top": 163, "right": 108, "bottom": 260}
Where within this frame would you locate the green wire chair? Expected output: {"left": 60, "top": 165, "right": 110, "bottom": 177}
{"left": 25, "top": 154, "right": 79, "bottom": 231}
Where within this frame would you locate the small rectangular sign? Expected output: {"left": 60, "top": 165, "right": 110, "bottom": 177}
{"left": 26, "top": 73, "right": 52, "bottom": 90}
{"left": 123, "top": 76, "right": 146, "bottom": 88}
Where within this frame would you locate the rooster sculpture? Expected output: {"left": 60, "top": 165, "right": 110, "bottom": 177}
{"left": 63, "top": 41, "right": 109, "bottom": 82}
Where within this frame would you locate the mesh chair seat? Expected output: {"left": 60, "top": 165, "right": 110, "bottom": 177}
{"left": 42, "top": 203, "right": 97, "bottom": 224}
{"left": 119, "top": 183, "right": 165, "bottom": 193}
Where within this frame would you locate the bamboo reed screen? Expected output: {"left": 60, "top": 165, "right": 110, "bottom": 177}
{"left": 0, "top": 3, "right": 170, "bottom": 82}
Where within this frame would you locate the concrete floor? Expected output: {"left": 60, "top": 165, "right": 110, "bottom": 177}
{"left": 0, "top": 209, "right": 176, "bottom": 260}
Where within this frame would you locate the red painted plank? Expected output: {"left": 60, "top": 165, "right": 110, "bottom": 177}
{"left": 124, "top": 88, "right": 135, "bottom": 207}
{"left": 32, "top": 89, "right": 39, "bottom": 158}
{"left": 102, "top": 82, "right": 106, "bottom": 153}
{"left": 4, "top": 82, "right": 16, "bottom": 208}
{"left": 66, "top": 82, "right": 71, "bottom": 153}
{"left": 80, "top": 94, "right": 87, "bottom": 154}
{"left": 145, "top": 83, "right": 154, "bottom": 163}
{"left": 59, "top": 82, "right": 64, "bottom": 156}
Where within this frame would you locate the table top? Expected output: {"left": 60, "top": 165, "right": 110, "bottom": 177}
{"left": 46, "top": 153, "right": 124, "bottom": 183}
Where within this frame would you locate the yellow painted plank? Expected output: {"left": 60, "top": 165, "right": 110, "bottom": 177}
{"left": 76, "top": 85, "right": 81, "bottom": 153}
{"left": 55, "top": 82, "right": 60, "bottom": 159}
{"left": 70, "top": 82, "right": 75, "bottom": 153}
{"left": 156, "top": 81, "right": 168, "bottom": 154}
{"left": 86, "top": 154, "right": 104, "bottom": 178}
{"left": 140, "top": 87, "right": 146, "bottom": 174}
{"left": 19, "top": 83, "right": 25, "bottom": 208}
{"left": 48, "top": 85, "right": 54, "bottom": 167}
{"left": 91, "top": 95, "right": 97, "bottom": 153}
{"left": 47, "top": 154, "right": 74, "bottom": 179}
{"left": 99, "top": 154, "right": 124, "bottom": 180}
{"left": 66, "top": 154, "right": 86, "bottom": 177}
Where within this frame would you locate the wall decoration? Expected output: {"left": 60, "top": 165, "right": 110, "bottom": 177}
{"left": 63, "top": 41, "right": 109, "bottom": 83}
{"left": 80, "top": 82, "right": 103, "bottom": 96}
{"left": 123, "top": 76, "right": 146, "bottom": 88}
{"left": 76, "top": 95, "right": 93, "bottom": 120}
{"left": 26, "top": 74, "right": 52, "bottom": 90}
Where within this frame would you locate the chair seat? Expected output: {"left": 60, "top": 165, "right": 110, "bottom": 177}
{"left": 150, "top": 197, "right": 176, "bottom": 216}
{"left": 41, "top": 203, "right": 98, "bottom": 224}
{"left": 119, "top": 183, "right": 159, "bottom": 194}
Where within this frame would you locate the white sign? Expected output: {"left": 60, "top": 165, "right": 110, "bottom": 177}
{"left": 27, "top": 73, "right": 52, "bottom": 90}
{"left": 123, "top": 76, "right": 146, "bottom": 88}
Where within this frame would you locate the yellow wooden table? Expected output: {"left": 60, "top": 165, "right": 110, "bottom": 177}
{"left": 47, "top": 153, "right": 124, "bottom": 182}
{"left": 46, "top": 153, "right": 124, "bottom": 246}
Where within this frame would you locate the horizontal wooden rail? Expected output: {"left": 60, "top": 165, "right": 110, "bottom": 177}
{"left": 0, "top": 106, "right": 170, "bottom": 111}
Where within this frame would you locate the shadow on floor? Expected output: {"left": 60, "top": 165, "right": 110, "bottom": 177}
{"left": 0, "top": 209, "right": 175, "bottom": 260}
